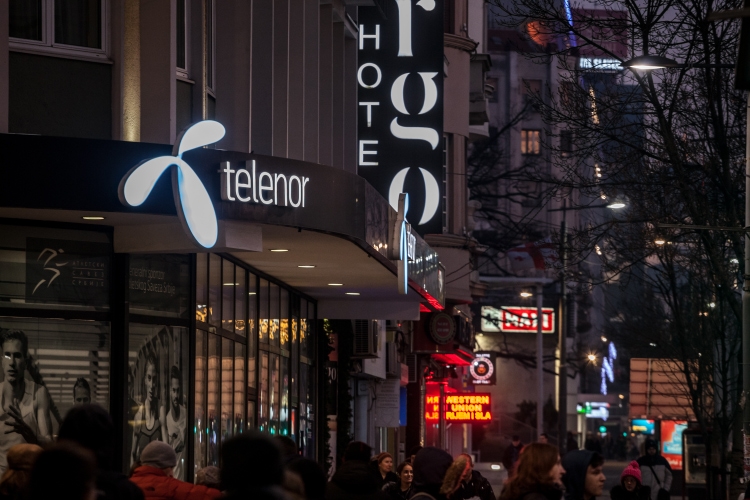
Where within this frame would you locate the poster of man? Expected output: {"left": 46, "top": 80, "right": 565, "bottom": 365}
{"left": 128, "top": 325, "right": 188, "bottom": 480}
{"left": 73, "top": 378, "right": 91, "bottom": 405}
{"left": 0, "top": 329, "right": 53, "bottom": 475}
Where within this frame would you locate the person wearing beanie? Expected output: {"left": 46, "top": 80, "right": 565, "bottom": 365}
{"left": 58, "top": 404, "right": 144, "bottom": 500}
{"left": 130, "top": 441, "right": 220, "bottom": 500}
{"left": 611, "top": 461, "right": 651, "bottom": 500}
{"left": 636, "top": 439, "right": 672, "bottom": 500}
{"left": 410, "top": 447, "right": 454, "bottom": 500}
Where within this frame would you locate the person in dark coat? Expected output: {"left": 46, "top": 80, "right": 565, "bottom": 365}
{"left": 382, "top": 461, "right": 413, "bottom": 500}
{"left": 561, "top": 450, "right": 605, "bottom": 500}
{"left": 454, "top": 454, "right": 495, "bottom": 500}
{"left": 636, "top": 439, "right": 672, "bottom": 500}
{"left": 611, "top": 461, "right": 651, "bottom": 500}
{"left": 57, "top": 404, "right": 145, "bottom": 500}
{"left": 502, "top": 435, "right": 524, "bottom": 474}
{"left": 221, "top": 433, "right": 288, "bottom": 500}
{"left": 411, "top": 447, "right": 454, "bottom": 500}
{"left": 499, "top": 443, "right": 564, "bottom": 500}
{"left": 288, "top": 458, "right": 327, "bottom": 500}
{"left": 28, "top": 442, "right": 97, "bottom": 500}
{"left": 372, "top": 452, "right": 399, "bottom": 487}
{"left": 326, "top": 441, "right": 388, "bottom": 500}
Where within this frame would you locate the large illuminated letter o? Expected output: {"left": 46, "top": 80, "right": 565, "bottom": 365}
{"left": 357, "top": 63, "right": 382, "bottom": 89}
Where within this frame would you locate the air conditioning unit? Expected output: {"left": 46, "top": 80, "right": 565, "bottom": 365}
{"left": 385, "top": 342, "right": 399, "bottom": 378}
{"left": 407, "top": 354, "right": 419, "bottom": 383}
{"left": 352, "top": 319, "right": 379, "bottom": 358}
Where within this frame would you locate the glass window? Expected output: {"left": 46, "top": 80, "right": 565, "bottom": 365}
{"left": 299, "top": 300, "right": 309, "bottom": 360}
{"left": 208, "top": 255, "right": 221, "bottom": 327}
{"left": 246, "top": 401, "right": 256, "bottom": 432}
{"left": 54, "top": 0, "right": 101, "bottom": 48}
{"left": 247, "top": 275, "right": 257, "bottom": 389}
{"left": 521, "top": 130, "right": 541, "bottom": 155}
{"left": 234, "top": 342, "right": 245, "bottom": 434}
{"left": 259, "top": 352, "right": 269, "bottom": 432}
{"left": 207, "top": 334, "right": 219, "bottom": 466}
{"left": 234, "top": 269, "right": 246, "bottom": 337}
{"left": 299, "top": 363, "right": 315, "bottom": 459}
{"left": 270, "top": 354, "right": 280, "bottom": 435}
{"left": 10, "top": 0, "right": 42, "bottom": 41}
{"left": 194, "top": 330, "right": 207, "bottom": 478}
{"left": 196, "top": 254, "right": 208, "bottom": 322}
{"left": 127, "top": 324, "right": 189, "bottom": 479}
{"left": 0, "top": 224, "right": 111, "bottom": 312}
{"left": 221, "top": 262, "right": 234, "bottom": 332}
{"left": 176, "top": 0, "right": 187, "bottom": 71}
{"left": 280, "top": 356, "right": 289, "bottom": 436}
{"left": 129, "top": 254, "right": 190, "bottom": 319}
{"left": 270, "top": 283, "right": 280, "bottom": 348}
{"left": 280, "top": 289, "right": 289, "bottom": 351}
{"left": 221, "top": 339, "right": 233, "bottom": 441}
{"left": 206, "top": 0, "right": 214, "bottom": 90}
{"left": 259, "top": 279, "right": 269, "bottom": 344}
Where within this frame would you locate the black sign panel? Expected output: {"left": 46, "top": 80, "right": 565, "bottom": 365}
{"left": 129, "top": 254, "right": 190, "bottom": 317}
{"left": 469, "top": 352, "right": 496, "bottom": 386}
{"left": 358, "top": 0, "right": 444, "bottom": 236}
{"left": 25, "top": 238, "right": 110, "bottom": 306}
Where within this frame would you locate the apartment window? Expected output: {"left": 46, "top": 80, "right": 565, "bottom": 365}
{"left": 10, "top": 0, "right": 107, "bottom": 60}
{"left": 523, "top": 79, "right": 542, "bottom": 109}
{"left": 560, "top": 130, "right": 573, "bottom": 157}
{"left": 521, "top": 130, "right": 541, "bottom": 155}
{"left": 206, "top": 0, "right": 215, "bottom": 92}
{"left": 176, "top": 0, "right": 188, "bottom": 78}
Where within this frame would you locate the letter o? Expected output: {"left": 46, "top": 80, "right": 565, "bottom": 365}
{"left": 289, "top": 176, "right": 302, "bottom": 208}
{"left": 357, "top": 63, "right": 382, "bottom": 89}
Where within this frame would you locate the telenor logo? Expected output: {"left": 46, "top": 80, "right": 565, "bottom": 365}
{"left": 118, "top": 121, "right": 225, "bottom": 248}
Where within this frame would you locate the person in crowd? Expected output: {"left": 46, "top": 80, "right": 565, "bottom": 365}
{"left": 58, "top": 403, "right": 145, "bottom": 500}
{"left": 327, "top": 441, "right": 387, "bottom": 500}
{"left": 288, "top": 458, "right": 327, "bottom": 500}
{"left": 28, "top": 442, "right": 97, "bottom": 500}
{"left": 611, "top": 461, "right": 651, "bottom": 500}
{"left": 0, "top": 443, "right": 42, "bottom": 500}
{"left": 220, "top": 433, "right": 288, "bottom": 500}
{"left": 439, "top": 455, "right": 472, "bottom": 500}
{"left": 275, "top": 436, "right": 299, "bottom": 462}
{"left": 584, "top": 434, "right": 603, "bottom": 455}
{"left": 567, "top": 432, "right": 580, "bottom": 453}
{"left": 130, "top": 441, "right": 220, "bottom": 500}
{"left": 499, "top": 443, "right": 565, "bottom": 500}
{"left": 636, "top": 439, "right": 672, "bottom": 500}
{"left": 410, "top": 447, "right": 454, "bottom": 500}
{"left": 131, "top": 356, "right": 166, "bottom": 465}
{"left": 382, "top": 461, "right": 413, "bottom": 500}
{"left": 0, "top": 329, "right": 52, "bottom": 475}
{"left": 283, "top": 469, "right": 306, "bottom": 500}
{"left": 409, "top": 446, "right": 423, "bottom": 464}
{"left": 73, "top": 378, "right": 91, "bottom": 405}
{"left": 166, "top": 366, "right": 186, "bottom": 480}
{"left": 373, "top": 452, "right": 399, "bottom": 487}
{"left": 539, "top": 434, "right": 549, "bottom": 444}
{"left": 454, "top": 453, "right": 494, "bottom": 500}
{"left": 561, "top": 450, "right": 605, "bottom": 500}
{"left": 195, "top": 467, "right": 220, "bottom": 490}
{"left": 502, "top": 435, "right": 524, "bottom": 474}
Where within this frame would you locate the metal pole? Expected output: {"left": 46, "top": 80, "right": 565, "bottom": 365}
{"left": 439, "top": 382, "right": 446, "bottom": 449}
{"left": 558, "top": 203, "right": 568, "bottom": 452}
{"left": 743, "top": 91, "right": 750, "bottom": 472}
{"left": 537, "top": 284, "right": 544, "bottom": 439}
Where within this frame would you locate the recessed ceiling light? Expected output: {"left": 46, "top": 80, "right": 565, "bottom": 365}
{"left": 346, "top": 292, "right": 360, "bottom": 296}
{"left": 328, "top": 283, "right": 344, "bottom": 286}
{"left": 248, "top": 292, "right": 256, "bottom": 295}
{"left": 223, "top": 283, "right": 239, "bottom": 286}
{"left": 82, "top": 216, "right": 105, "bottom": 220}
{"left": 270, "top": 249, "right": 289, "bottom": 252}
{"left": 298, "top": 265, "right": 316, "bottom": 269}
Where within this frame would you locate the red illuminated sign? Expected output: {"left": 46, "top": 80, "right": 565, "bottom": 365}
{"left": 481, "top": 306, "right": 555, "bottom": 334}
{"left": 425, "top": 393, "right": 492, "bottom": 423}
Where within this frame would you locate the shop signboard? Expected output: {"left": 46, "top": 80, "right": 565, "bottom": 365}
{"left": 357, "top": 0, "right": 445, "bottom": 236}
{"left": 661, "top": 420, "right": 688, "bottom": 470}
{"left": 576, "top": 402, "right": 610, "bottom": 420}
{"left": 481, "top": 305, "right": 555, "bottom": 333}
{"left": 469, "top": 352, "right": 496, "bottom": 386}
{"left": 129, "top": 254, "right": 190, "bottom": 317}
{"left": 631, "top": 418, "right": 655, "bottom": 435}
{"left": 425, "top": 393, "right": 492, "bottom": 423}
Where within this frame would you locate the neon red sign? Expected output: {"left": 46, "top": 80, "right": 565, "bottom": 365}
{"left": 425, "top": 393, "right": 492, "bottom": 423}
{"left": 481, "top": 306, "right": 555, "bottom": 333}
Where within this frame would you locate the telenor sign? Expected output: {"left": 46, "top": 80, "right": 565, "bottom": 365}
{"left": 425, "top": 393, "right": 492, "bottom": 423}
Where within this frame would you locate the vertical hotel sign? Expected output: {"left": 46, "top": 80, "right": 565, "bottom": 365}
{"left": 357, "top": 0, "right": 444, "bottom": 235}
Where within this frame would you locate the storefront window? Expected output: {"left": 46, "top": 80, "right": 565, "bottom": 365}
{"left": 220, "top": 339, "right": 233, "bottom": 441}
{"left": 0, "top": 224, "right": 111, "bottom": 312}
{"left": 127, "top": 323, "right": 189, "bottom": 479}
{"left": 207, "top": 334, "right": 219, "bottom": 466}
{"left": 221, "top": 262, "right": 234, "bottom": 333}
{"left": 270, "top": 353, "right": 280, "bottom": 435}
{"left": 259, "top": 352, "right": 269, "bottom": 431}
{"left": 194, "top": 330, "right": 206, "bottom": 478}
{"left": 247, "top": 274, "right": 257, "bottom": 390}
{"left": 208, "top": 255, "right": 221, "bottom": 327}
{"left": 233, "top": 342, "right": 245, "bottom": 434}
{"left": 270, "top": 283, "right": 280, "bottom": 349}
{"left": 129, "top": 254, "right": 190, "bottom": 318}
{"left": 196, "top": 254, "right": 207, "bottom": 322}
{"left": 234, "top": 269, "right": 246, "bottom": 337}
{"left": 259, "top": 279, "right": 269, "bottom": 344}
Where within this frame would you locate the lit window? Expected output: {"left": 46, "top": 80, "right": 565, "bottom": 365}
{"left": 9, "top": 0, "right": 107, "bottom": 60}
{"left": 589, "top": 86, "right": 600, "bottom": 125}
{"left": 521, "top": 130, "right": 541, "bottom": 155}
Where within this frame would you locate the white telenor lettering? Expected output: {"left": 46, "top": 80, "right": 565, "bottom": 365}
{"left": 394, "top": 0, "right": 413, "bottom": 57}
{"left": 357, "top": 63, "right": 382, "bottom": 89}
{"left": 359, "top": 140, "right": 379, "bottom": 166}
{"left": 302, "top": 177, "right": 310, "bottom": 207}
{"left": 222, "top": 162, "right": 236, "bottom": 201}
{"left": 289, "top": 176, "right": 302, "bottom": 207}
{"left": 235, "top": 168, "right": 252, "bottom": 202}
{"left": 359, "top": 102, "right": 380, "bottom": 127}
{"left": 258, "top": 172, "right": 273, "bottom": 205}
{"left": 359, "top": 24, "right": 380, "bottom": 50}
{"left": 274, "top": 173, "right": 288, "bottom": 206}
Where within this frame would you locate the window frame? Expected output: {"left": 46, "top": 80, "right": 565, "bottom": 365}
{"left": 9, "top": 0, "right": 110, "bottom": 63}
{"left": 176, "top": 0, "right": 190, "bottom": 80}
{"left": 521, "top": 129, "right": 541, "bottom": 156}
{"left": 206, "top": 0, "right": 216, "bottom": 95}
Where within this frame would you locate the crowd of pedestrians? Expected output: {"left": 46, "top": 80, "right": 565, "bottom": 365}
{"left": 0, "top": 399, "right": 677, "bottom": 500}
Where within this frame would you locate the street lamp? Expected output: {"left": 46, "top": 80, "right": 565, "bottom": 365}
{"left": 587, "top": 353, "right": 597, "bottom": 363}
{"left": 520, "top": 291, "right": 533, "bottom": 298}
{"left": 622, "top": 55, "right": 681, "bottom": 70}
{"left": 606, "top": 202, "right": 626, "bottom": 209}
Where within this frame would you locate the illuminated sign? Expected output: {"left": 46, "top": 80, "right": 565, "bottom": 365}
{"left": 481, "top": 305, "right": 555, "bottom": 333}
{"left": 428, "top": 312, "right": 456, "bottom": 344}
{"left": 357, "top": 0, "right": 445, "bottom": 235}
{"left": 661, "top": 420, "right": 688, "bottom": 470}
{"left": 388, "top": 193, "right": 416, "bottom": 294}
{"left": 576, "top": 402, "right": 610, "bottom": 420}
{"left": 220, "top": 161, "right": 310, "bottom": 208}
{"left": 469, "top": 352, "right": 496, "bottom": 386}
{"left": 425, "top": 393, "right": 492, "bottom": 423}
{"left": 631, "top": 419, "right": 655, "bottom": 435}
{"left": 579, "top": 57, "right": 623, "bottom": 71}
{"left": 119, "top": 120, "right": 224, "bottom": 248}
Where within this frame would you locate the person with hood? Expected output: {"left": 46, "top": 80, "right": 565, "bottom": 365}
{"left": 57, "top": 404, "right": 145, "bottom": 500}
{"left": 221, "top": 433, "right": 288, "bottom": 500}
{"left": 410, "top": 447, "right": 454, "bottom": 500}
{"left": 611, "top": 461, "right": 651, "bottom": 500}
{"left": 498, "top": 443, "right": 564, "bottom": 500}
{"left": 129, "top": 441, "right": 220, "bottom": 500}
{"left": 636, "top": 439, "right": 672, "bottom": 500}
{"left": 561, "top": 450, "right": 605, "bottom": 500}
{"left": 382, "top": 461, "right": 413, "bottom": 500}
{"left": 326, "top": 441, "right": 387, "bottom": 500}
{"left": 502, "top": 435, "right": 524, "bottom": 474}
